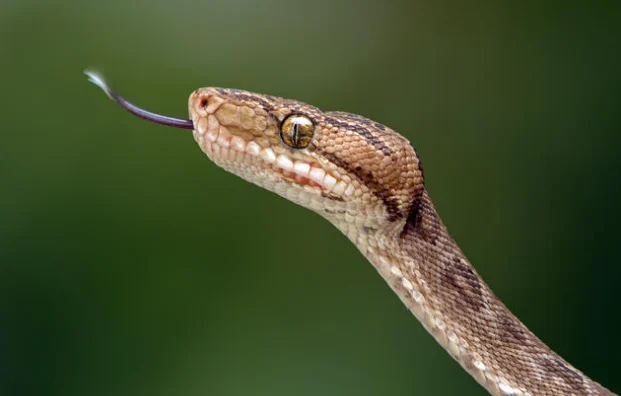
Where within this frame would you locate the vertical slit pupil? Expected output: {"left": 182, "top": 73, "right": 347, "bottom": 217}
{"left": 292, "top": 123, "right": 299, "bottom": 146}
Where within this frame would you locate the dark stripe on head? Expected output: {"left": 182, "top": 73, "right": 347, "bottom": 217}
{"left": 324, "top": 114, "right": 393, "bottom": 156}
{"left": 317, "top": 149, "right": 403, "bottom": 221}
{"left": 227, "top": 92, "right": 275, "bottom": 111}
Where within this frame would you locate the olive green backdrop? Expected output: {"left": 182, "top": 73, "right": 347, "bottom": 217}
{"left": 1, "top": 1, "right": 619, "bottom": 395}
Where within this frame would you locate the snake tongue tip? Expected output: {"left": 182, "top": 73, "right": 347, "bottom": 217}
{"left": 84, "top": 69, "right": 114, "bottom": 100}
{"left": 84, "top": 69, "right": 194, "bottom": 130}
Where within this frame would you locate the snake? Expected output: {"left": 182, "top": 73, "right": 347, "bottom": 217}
{"left": 85, "top": 71, "right": 614, "bottom": 396}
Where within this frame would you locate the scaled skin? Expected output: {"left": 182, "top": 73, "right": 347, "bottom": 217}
{"left": 187, "top": 87, "right": 613, "bottom": 396}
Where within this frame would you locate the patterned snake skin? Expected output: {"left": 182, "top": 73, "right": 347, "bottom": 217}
{"left": 86, "top": 73, "right": 614, "bottom": 395}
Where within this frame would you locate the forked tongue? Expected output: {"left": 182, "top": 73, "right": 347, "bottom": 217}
{"left": 84, "top": 70, "right": 194, "bottom": 129}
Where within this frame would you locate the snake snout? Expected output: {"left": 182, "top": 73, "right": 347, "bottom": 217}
{"left": 189, "top": 88, "right": 271, "bottom": 138}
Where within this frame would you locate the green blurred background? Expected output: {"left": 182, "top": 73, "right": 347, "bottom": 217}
{"left": 1, "top": 1, "right": 620, "bottom": 395}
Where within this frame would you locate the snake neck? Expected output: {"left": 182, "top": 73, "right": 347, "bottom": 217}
{"left": 344, "top": 189, "right": 613, "bottom": 396}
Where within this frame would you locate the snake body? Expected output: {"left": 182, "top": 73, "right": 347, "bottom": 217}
{"left": 85, "top": 73, "right": 614, "bottom": 395}
{"left": 187, "top": 88, "right": 613, "bottom": 396}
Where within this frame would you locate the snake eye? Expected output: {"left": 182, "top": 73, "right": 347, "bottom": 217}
{"left": 280, "top": 115, "right": 314, "bottom": 149}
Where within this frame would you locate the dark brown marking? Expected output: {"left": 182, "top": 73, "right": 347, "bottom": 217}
{"left": 405, "top": 179, "right": 425, "bottom": 230}
{"left": 414, "top": 149, "right": 424, "bottom": 180}
{"left": 321, "top": 192, "right": 344, "bottom": 202}
{"left": 442, "top": 256, "right": 485, "bottom": 311}
{"left": 407, "top": 149, "right": 424, "bottom": 227}
{"left": 317, "top": 149, "right": 403, "bottom": 221}
{"left": 405, "top": 192, "right": 439, "bottom": 245}
{"left": 373, "top": 122, "right": 386, "bottom": 131}
{"left": 408, "top": 199, "right": 422, "bottom": 228}
{"left": 330, "top": 111, "right": 375, "bottom": 127}
{"left": 498, "top": 309, "right": 528, "bottom": 343}
{"left": 228, "top": 92, "right": 275, "bottom": 111}
{"left": 324, "top": 115, "right": 393, "bottom": 156}
{"left": 210, "top": 89, "right": 277, "bottom": 111}
{"left": 542, "top": 358, "right": 585, "bottom": 392}
{"left": 324, "top": 208, "right": 346, "bottom": 215}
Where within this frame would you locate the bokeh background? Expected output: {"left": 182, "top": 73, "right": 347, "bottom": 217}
{"left": 1, "top": 1, "right": 620, "bottom": 395}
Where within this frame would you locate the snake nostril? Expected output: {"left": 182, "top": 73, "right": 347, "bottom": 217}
{"left": 199, "top": 97, "right": 209, "bottom": 108}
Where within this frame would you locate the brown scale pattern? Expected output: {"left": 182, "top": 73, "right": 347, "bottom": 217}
{"left": 187, "top": 88, "right": 614, "bottom": 396}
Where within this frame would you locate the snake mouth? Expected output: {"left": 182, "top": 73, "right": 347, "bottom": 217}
{"left": 193, "top": 119, "right": 355, "bottom": 197}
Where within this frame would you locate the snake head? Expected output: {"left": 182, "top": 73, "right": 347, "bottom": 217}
{"left": 189, "top": 88, "right": 424, "bottom": 231}
{"left": 84, "top": 71, "right": 424, "bottom": 233}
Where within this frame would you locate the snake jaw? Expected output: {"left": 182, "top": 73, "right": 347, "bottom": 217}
{"left": 189, "top": 89, "right": 357, "bottom": 202}
{"left": 193, "top": 121, "right": 354, "bottom": 197}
